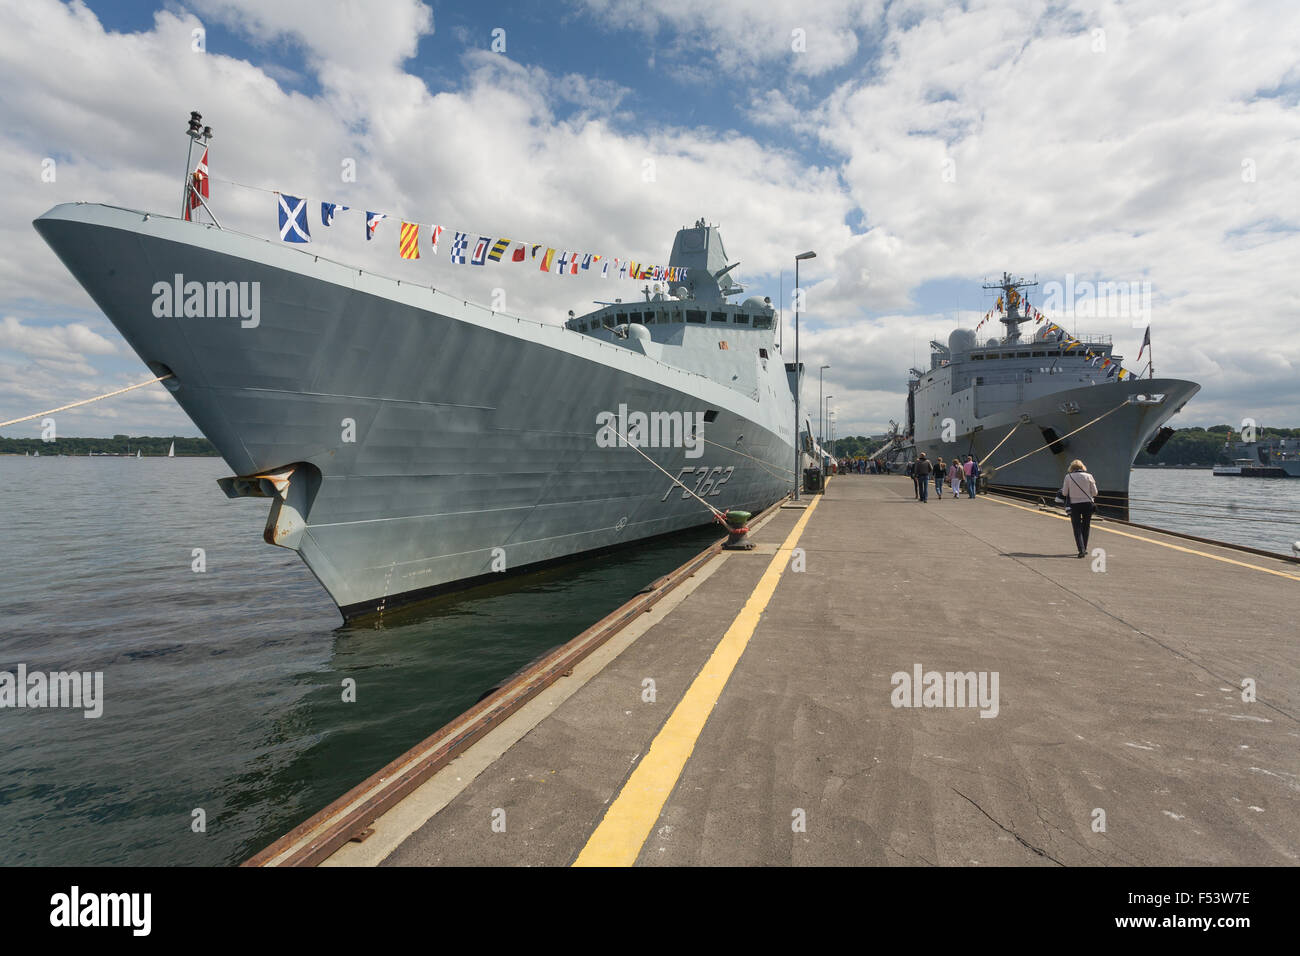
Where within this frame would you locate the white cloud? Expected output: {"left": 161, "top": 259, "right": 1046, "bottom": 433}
{"left": 1, "top": 0, "right": 1297, "bottom": 441}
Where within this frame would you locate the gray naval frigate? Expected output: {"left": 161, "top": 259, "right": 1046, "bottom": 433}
{"left": 34, "top": 205, "right": 797, "bottom": 618}
{"left": 907, "top": 273, "right": 1200, "bottom": 516}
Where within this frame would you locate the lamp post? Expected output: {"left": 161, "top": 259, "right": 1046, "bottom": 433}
{"left": 793, "top": 250, "right": 817, "bottom": 499}
{"left": 824, "top": 395, "right": 833, "bottom": 461}
{"left": 819, "top": 365, "right": 830, "bottom": 455}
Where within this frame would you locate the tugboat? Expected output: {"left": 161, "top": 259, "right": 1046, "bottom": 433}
{"left": 905, "top": 273, "right": 1200, "bottom": 517}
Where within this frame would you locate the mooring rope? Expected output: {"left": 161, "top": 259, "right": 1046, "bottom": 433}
{"left": 698, "top": 434, "right": 793, "bottom": 482}
{"left": 983, "top": 401, "right": 1131, "bottom": 473}
{"left": 0, "top": 374, "right": 174, "bottom": 429}
{"left": 609, "top": 425, "right": 727, "bottom": 521}
{"left": 976, "top": 419, "right": 1024, "bottom": 469}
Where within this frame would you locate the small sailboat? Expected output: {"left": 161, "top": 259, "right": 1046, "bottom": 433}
{"left": 168, "top": 441, "right": 175, "bottom": 458}
{"left": 137, "top": 449, "right": 142, "bottom": 459}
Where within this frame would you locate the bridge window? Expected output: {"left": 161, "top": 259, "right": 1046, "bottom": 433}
{"left": 753, "top": 315, "right": 772, "bottom": 329}
{"left": 971, "top": 354, "right": 984, "bottom": 360}
{"left": 1047, "top": 350, "right": 1060, "bottom": 357}
{"left": 686, "top": 310, "right": 706, "bottom": 323}
{"left": 711, "top": 311, "right": 728, "bottom": 322}
{"left": 735, "top": 314, "right": 750, "bottom": 324}
{"left": 1032, "top": 351, "right": 1045, "bottom": 357}
{"left": 615, "top": 312, "right": 627, "bottom": 324}
{"left": 628, "top": 312, "right": 643, "bottom": 324}
{"left": 644, "top": 312, "right": 656, "bottom": 324}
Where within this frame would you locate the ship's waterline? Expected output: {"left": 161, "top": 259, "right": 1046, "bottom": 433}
{"left": 35, "top": 206, "right": 798, "bottom": 617}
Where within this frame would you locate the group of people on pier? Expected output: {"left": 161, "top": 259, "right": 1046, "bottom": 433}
{"left": 907, "top": 454, "right": 980, "bottom": 501}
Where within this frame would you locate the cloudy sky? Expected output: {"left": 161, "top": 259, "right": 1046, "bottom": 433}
{"left": 1, "top": 0, "right": 1296, "bottom": 439}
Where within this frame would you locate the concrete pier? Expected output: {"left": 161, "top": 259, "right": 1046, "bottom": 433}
{"left": 256, "top": 475, "right": 1299, "bottom": 867}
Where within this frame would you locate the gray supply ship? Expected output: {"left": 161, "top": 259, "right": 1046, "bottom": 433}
{"left": 1213, "top": 437, "right": 1300, "bottom": 477}
{"left": 906, "top": 273, "right": 1200, "bottom": 516}
{"left": 34, "top": 204, "right": 797, "bottom": 619}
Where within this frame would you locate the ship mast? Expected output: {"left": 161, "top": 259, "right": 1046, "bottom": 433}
{"left": 982, "top": 271, "right": 1038, "bottom": 344}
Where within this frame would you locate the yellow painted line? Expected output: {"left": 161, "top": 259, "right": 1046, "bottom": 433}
{"left": 983, "top": 494, "right": 1300, "bottom": 582}
{"left": 573, "top": 494, "right": 823, "bottom": 867}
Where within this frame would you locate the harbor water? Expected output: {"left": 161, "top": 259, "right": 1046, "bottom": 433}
{"left": 0, "top": 457, "right": 1296, "bottom": 866}
{"left": 0, "top": 456, "right": 719, "bottom": 866}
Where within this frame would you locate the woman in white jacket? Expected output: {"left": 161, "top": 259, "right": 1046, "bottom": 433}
{"left": 1061, "top": 459, "right": 1099, "bottom": 557}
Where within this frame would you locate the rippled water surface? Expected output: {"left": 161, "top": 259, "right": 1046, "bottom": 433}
{"left": 0, "top": 456, "right": 719, "bottom": 865}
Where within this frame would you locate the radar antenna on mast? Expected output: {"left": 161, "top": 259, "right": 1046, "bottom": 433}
{"left": 982, "top": 271, "right": 1037, "bottom": 343}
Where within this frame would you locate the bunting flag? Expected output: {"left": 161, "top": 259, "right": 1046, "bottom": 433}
{"left": 568, "top": 253, "right": 579, "bottom": 275}
{"left": 1136, "top": 326, "right": 1151, "bottom": 361}
{"left": 600, "top": 260, "right": 609, "bottom": 278}
{"left": 488, "top": 238, "right": 511, "bottom": 262}
{"left": 1091, "top": 354, "right": 1103, "bottom": 366}
{"left": 540, "top": 248, "right": 556, "bottom": 272}
{"left": 277, "top": 194, "right": 310, "bottom": 243}
{"left": 449, "top": 231, "right": 469, "bottom": 264}
{"left": 531, "top": 244, "right": 542, "bottom": 259}
{"left": 321, "top": 202, "right": 348, "bottom": 226}
{"left": 366, "top": 211, "right": 386, "bottom": 240}
{"left": 399, "top": 221, "right": 420, "bottom": 259}
{"left": 1106, "top": 365, "right": 1118, "bottom": 378}
{"left": 429, "top": 224, "right": 443, "bottom": 254}
{"left": 581, "top": 253, "right": 593, "bottom": 271}
{"left": 619, "top": 261, "right": 629, "bottom": 279}
{"left": 471, "top": 236, "right": 491, "bottom": 266}
{"left": 511, "top": 244, "right": 526, "bottom": 262}
{"left": 185, "top": 147, "right": 209, "bottom": 221}
{"left": 995, "top": 296, "right": 1003, "bottom": 311}
{"left": 556, "top": 251, "right": 570, "bottom": 274}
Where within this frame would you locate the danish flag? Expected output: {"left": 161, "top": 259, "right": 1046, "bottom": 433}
{"left": 184, "top": 148, "right": 209, "bottom": 221}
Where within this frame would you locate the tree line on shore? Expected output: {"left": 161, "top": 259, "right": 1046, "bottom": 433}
{"left": 0, "top": 435, "right": 219, "bottom": 456}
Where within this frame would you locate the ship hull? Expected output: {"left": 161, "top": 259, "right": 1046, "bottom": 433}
{"left": 914, "top": 378, "right": 1200, "bottom": 517}
{"left": 35, "top": 204, "right": 794, "bottom": 618}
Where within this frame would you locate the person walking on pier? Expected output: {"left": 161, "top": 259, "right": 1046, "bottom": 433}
{"left": 915, "top": 454, "right": 932, "bottom": 502}
{"left": 1061, "top": 459, "right": 1099, "bottom": 557}
{"left": 934, "top": 457, "right": 946, "bottom": 498}
{"left": 964, "top": 455, "right": 979, "bottom": 498}
{"left": 948, "top": 458, "right": 963, "bottom": 498}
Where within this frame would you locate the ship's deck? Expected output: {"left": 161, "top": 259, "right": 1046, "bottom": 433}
{"left": 250, "top": 475, "right": 1299, "bottom": 867}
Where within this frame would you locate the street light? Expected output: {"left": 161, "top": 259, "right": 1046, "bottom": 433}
{"left": 793, "top": 250, "right": 816, "bottom": 499}
{"left": 824, "top": 395, "right": 833, "bottom": 460}
{"left": 819, "top": 365, "right": 830, "bottom": 455}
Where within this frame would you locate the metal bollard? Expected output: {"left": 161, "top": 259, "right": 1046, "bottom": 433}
{"left": 721, "top": 509, "right": 755, "bottom": 550}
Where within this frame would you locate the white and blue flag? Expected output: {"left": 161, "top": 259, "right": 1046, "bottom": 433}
{"left": 450, "top": 231, "right": 469, "bottom": 264}
{"left": 321, "top": 202, "right": 348, "bottom": 226}
{"left": 278, "top": 194, "right": 310, "bottom": 243}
